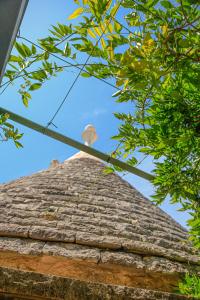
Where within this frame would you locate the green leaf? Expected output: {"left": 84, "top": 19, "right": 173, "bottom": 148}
{"left": 103, "top": 166, "right": 115, "bottom": 174}
{"left": 22, "top": 92, "right": 31, "bottom": 107}
{"left": 29, "top": 83, "right": 42, "bottom": 91}
{"left": 64, "top": 43, "right": 71, "bottom": 56}
{"left": 15, "top": 42, "right": 32, "bottom": 57}
{"left": 30, "top": 70, "right": 47, "bottom": 81}
{"left": 15, "top": 141, "right": 23, "bottom": 148}
{"left": 22, "top": 43, "right": 32, "bottom": 56}
{"left": 68, "top": 7, "right": 84, "bottom": 20}
{"left": 22, "top": 96, "right": 29, "bottom": 107}
{"left": 32, "top": 45, "right": 37, "bottom": 54}
{"left": 81, "top": 72, "right": 91, "bottom": 77}
{"left": 15, "top": 42, "right": 27, "bottom": 57}
{"left": 9, "top": 55, "right": 23, "bottom": 62}
{"left": 160, "top": 1, "right": 174, "bottom": 9}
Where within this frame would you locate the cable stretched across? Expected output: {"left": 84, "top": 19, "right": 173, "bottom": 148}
{"left": 1, "top": 63, "right": 109, "bottom": 91}
{"left": 18, "top": 36, "right": 120, "bottom": 92}
{"left": 46, "top": 1, "right": 122, "bottom": 127}
{"left": 47, "top": 1, "right": 122, "bottom": 127}
{"left": 0, "top": 2, "right": 123, "bottom": 129}
{"left": 0, "top": 5, "right": 125, "bottom": 98}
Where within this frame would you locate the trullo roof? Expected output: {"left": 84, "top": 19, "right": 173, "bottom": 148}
{"left": 0, "top": 152, "right": 199, "bottom": 300}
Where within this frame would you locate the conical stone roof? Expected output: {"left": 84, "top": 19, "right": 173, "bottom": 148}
{"left": 0, "top": 152, "right": 199, "bottom": 300}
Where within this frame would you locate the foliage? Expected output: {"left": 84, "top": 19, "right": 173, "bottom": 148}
{"left": 1, "top": 0, "right": 200, "bottom": 293}
{"left": 0, "top": 114, "right": 23, "bottom": 147}
{"left": 178, "top": 273, "right": 200, "bottom": 298}
{"left": 56, "top": 0, "right": 200, "bottom": 250}
{"left": 1, "top": 0, "right": 200, "bottom": 295}
{"left": 4, "top": 40, "right": 66, "bottom": 107}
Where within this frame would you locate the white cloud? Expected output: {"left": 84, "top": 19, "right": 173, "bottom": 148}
{"left": 93, "top": 108, "right": 107, "bottom": 116}
{"left": 81, "top": 108, "right": 107, "bottom": 119}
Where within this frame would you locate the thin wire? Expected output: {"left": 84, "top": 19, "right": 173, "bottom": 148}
{"left": 0, "top": 63, "right": 110, "bottom": 89}
{"left": 0, "top": 8, "right": 126, "bottom": 95}
{"left": 0, "top": 22, "right": 46, "bottom": 96}
{"left": 135, "top": 154, "right": 149, "bottom": 167}
{"left": 47, "top": 1, "right": 122, "bottom": 127}
{"left": 18, "top": 36, "right": 120, "bottom": 92}
{"left": 0, "top": 48, "right": 44, "bottom": 96}
{"left": 0, "top": 6, "right": 138, "bottom": 97}
{"left": 0, "top": 32, "right": 85, "bottom": 96}
{"left": 0, "top": 81, "right": 12, "bottom": 96}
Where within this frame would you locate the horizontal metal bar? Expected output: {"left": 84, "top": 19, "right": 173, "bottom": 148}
{"left": 0, "top": 106, "right": 155, "bottom": 181}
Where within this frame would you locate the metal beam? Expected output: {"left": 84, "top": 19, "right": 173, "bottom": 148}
{"left": 0, "top": 107, "right": 154, "bottom": 181}
{"left": 0, "top": 0, "right": 29, "bottom": 84}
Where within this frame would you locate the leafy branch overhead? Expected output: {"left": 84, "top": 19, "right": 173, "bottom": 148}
{"left": 0, "top": 114, "right": 23, "bottom": 148}
{"left": 2, "top": 0, "right": 200, "bottom": 252}
{"left": 65, "top": 0, "right": 200, "bottom": 251}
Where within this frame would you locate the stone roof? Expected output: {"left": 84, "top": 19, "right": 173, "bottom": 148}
{"left": 0, "top": 152, "right": 199, "bottom": 299}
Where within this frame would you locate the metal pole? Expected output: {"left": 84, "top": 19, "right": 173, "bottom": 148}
{"left": 0, "top": 107, "right": 154, "bottom": 181}
{"left": 0, "top": 0, "right": 29, "bottom": 84}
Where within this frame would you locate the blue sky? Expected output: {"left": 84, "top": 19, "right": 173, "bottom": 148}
{"left": 0, "top": 0, "right": 189, "bottom": 228}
